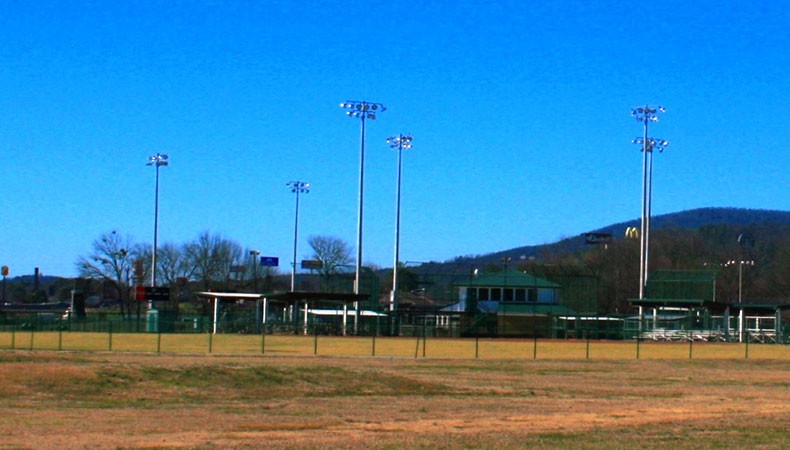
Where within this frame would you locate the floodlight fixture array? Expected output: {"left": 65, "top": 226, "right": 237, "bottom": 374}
{"left": 631, "top": 105, "right": 666, "bottom": 122}
{"left": 147, "top": 153, "right": 169, "bottom": 167}
{"left": 386, "top": 134, "right": 413, "bottom": 150}
{"left": 340, "top": 101, "right": 386, "bottom": 120}
{"left": 632, "top": 137, "right": 670, "bottom": 153}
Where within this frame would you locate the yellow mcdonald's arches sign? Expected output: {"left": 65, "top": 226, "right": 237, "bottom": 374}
{"left": 625, "top": 227, "right": 640, "bottom": 239}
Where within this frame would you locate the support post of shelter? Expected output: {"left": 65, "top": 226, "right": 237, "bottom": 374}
{"left": 638, "top": 306, "right": 644, "bottom": 335}
{"left": 776, "top": 308, "right": 782, "bottom": 344}
{"left": 343, "top": 304, "right": 348, "bottom": 336}
{"left": 213, "top": 297, "right": 220, "bottom": 335}
{"left": 255, "top": 299, "right": 261, "bottom": 334}
{"left": 303, "top": 301, "right": 309, "bottom": 335}
{"left": 353, "top": 301, "right": 359, "bottom": 335}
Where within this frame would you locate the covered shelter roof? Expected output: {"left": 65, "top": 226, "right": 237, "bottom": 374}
{"left": 195, "top": 292, "right": 265, "bottom": 300}
{"left": 261, "top": 291, "right": 369, "bottom": 304}
{"left": 628, "top": 298, "right": 730, "bottom": 314}
{"left": 730, "top": 302, "right": 790, "bottom": 313}
{"left": 0, "top": 301, "right": 71, "bottom": 313}
{"left": 309, "top": 309, "right": 386, "bottom": 317}
{"left": 195, "top": 291, "right": 369, "bottom": 305}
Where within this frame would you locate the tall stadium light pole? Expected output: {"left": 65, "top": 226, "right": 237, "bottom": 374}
{"left": 631, "top": 106, "right": 668, "bottom": 300}
{"left": 287, "top": 181, "right": 309, "bottom": 292}
{"left": 250, "top": 249, "right": 260, "bottom": 292}
{"left": 147, "top": 153, "right": 169, "bottom": 289}
{"left": 339, "top": 100, "right": 386, "bottom": 295}
{"left": 386, "top": 134, "right": 413, "bottom": 315}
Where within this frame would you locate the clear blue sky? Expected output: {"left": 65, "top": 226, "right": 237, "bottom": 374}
{"left": 1, "top": 0, "right": 788, "bottom": 278}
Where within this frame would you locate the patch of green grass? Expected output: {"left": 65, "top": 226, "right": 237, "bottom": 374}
{"left": 137, "top": 363, "right": 453, "bottom": 397}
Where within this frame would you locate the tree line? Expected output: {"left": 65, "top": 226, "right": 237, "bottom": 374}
{"left": 72, "top": 231, "right": 355, "bottom": 318}
{"left": 5, "top": 223, "right": 788, "bottom": 317}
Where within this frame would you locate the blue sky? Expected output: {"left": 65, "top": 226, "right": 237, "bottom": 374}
{"left": 1, "top": 0, "right": 788, "bottom": 278}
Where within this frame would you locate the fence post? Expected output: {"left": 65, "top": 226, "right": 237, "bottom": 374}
{"left": 314, "top": 330, "right": 318, "bottom": 356}
{"left": 261, "top": 331, "right": 266, "bottom": 355}
{"left": 475, "top": 336, "right": 479, "bottom": 359}
{"left": 108, "top": 321, "right": 113, "bottom": 351}
{"left": 636, "top": 335, "right": 641, "bottom": 360}
{"left": 208, "top": 331, "right": 213, "bottom": 354}
{"left": 11, "top": 323, "right": 16, "bottom": 350}
{"left": 688, "top": 333, "right": 693, "bottom": 359}
{"left": 533, "top": 334, "right": 538, "bottom": 360}
{"left": 585, "top": 330, "right": 590, "bottom": 360}
{"left": 157, "top": 330, "right": 162, "bottom": 354}
{"left": 422, "top": 325, "right": 427, "bottom": 358}
{"left": 371, "top": 333, "right": 376, "bottom": 357}
{"left": 744, "top": 330, "right": 749, "bottom": 359}
{"left": 58, "top": 328, "right": 63, "bottom": 351}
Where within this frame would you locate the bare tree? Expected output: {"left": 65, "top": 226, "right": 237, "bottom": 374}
{"left": 76, "top": 231, "right": 142, "bottom": 318}
{"left": 158, "top": 242, "right": 194, "bottom": 287}
{"left": 307, "top": 235, "right": 353, "bottom": 276}
{"left": 185, "top": 231, "right": 243, "bottom": 291}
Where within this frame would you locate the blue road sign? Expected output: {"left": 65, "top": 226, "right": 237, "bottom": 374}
{"left": 260, "top": 256, "right": 279, "bottom": 267}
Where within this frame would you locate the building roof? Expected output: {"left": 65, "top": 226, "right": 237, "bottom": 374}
{"left": 455, "top": 270, "right": 560, "bottom": 289}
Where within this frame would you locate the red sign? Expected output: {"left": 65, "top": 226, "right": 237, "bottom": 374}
{"left": 135, "top": 286, "right": 170, "bottom": 301}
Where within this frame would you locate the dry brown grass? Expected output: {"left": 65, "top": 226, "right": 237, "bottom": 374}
{"left": 0, "top": 349, "right": 788, "bottom": 449}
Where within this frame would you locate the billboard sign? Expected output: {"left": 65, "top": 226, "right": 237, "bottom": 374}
{"left": 301, "top": 259, "right": 323, "bottom": 270}
{"left": 584, "top": 233, "right": 613, "bottom": 245}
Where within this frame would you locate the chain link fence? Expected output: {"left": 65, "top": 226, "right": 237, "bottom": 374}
{"left": 1, "top": 312, "right": 787, "bottom": 359}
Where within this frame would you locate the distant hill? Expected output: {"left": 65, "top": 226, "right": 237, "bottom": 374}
{"left": 419, "top": 208, "right": 790, "bottom": 272}
{"left": 593, "top": 207, "right": 790, "bottom": 236}
{"left": 8, "top": 274, "right": 62, "bottom": 284}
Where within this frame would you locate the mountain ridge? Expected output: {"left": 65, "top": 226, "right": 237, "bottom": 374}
{"left": 429, "top": 207, "right": 790, "bottom": 269}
